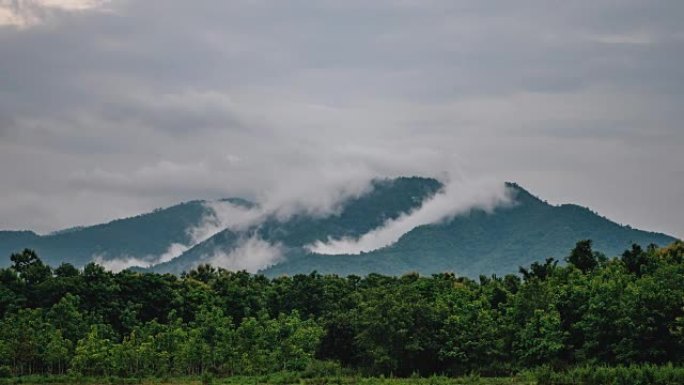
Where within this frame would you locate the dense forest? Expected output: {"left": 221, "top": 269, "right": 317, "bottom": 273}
{"left": 1, "top": 240, "right": 683, "bottom": 380}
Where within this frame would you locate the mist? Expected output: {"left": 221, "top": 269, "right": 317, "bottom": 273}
{"left": 207, "top": 235, "right": 283, "bottom": 273}
{"left": 92, "top": 199, "right": 265, "bottom": 271}
{"left": 308, "top": 178, "right": 513, "bottom": 255}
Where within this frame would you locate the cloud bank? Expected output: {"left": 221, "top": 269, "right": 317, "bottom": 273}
{"left": 308, "top": 178, "right": 512, "bottom": 255}
{"left": 0, "top": 0, "right": 682, "bottom": 240}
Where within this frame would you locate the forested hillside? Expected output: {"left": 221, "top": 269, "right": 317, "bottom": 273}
{"left": 151, "top": 177, "right": 442, "bottom": 274}
{"left": 1, "top": 240, "right": 683, "bottom": 379}
{"left": 0, "top": 201, "right": 212, "bottom": 267}
{"left": 1, "top": 177, "right": 676, "bottom": 278}
{"left": 262, "top": 183, "right": 677, "bottom": 277}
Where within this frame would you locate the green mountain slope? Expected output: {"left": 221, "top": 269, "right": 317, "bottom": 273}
{"left": 262, "top": 183, "right": 677, "bottom": 277}
{"left": 150, "top": 177, "right": 443, "bottom": 274}
{"left": 2, "top": 177, "right": 677, "bottom": 277}
{"left": 0, "top": 200, "right": 212, "bottom": 267}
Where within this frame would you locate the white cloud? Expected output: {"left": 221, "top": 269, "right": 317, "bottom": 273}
{"left": 207, "top": 235, "right": 283, "bottom": 273}
{"left": 0, "top": 0, "right": 109, "bottom": 27}
{"left": 91, "top": 199, "right": 265, "bottom": 271}
{"left": 91, "top": 254, "right": 147, "bottom": 272}
{"left": 308, "top": 178, "right": 513, "bottom": 255}
{"left": 36, "top": 0, "right": 107, "bottom": 11}
{"left": 154, "top": 242, "right": 188, "bottom": 265}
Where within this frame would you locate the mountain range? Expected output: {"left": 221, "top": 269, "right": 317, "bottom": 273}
{"left": 0, "top": 177, "right": 677, "bottom": 277}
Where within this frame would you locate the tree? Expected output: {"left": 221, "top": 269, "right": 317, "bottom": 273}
{"left": 10, "top": 249, "right": 52, "bottom": 287}
{"left": 0, "top": 308, "right": 50, "bottom": 375}
{"left": 520, "top": 258, "right": 558, "bottom": 281}
{"left": 440, "top": 299, "right": 506, "bottom": 375}
{"left": 54, "top": 263, "right": 80, "bottom": 278}
{"left": 513, "top": 307, "right": 566, "bottom": 367}
{"left": 566, "top": 240, "right": 598, "bottom": 273}
{"left": 71, "top": 325, "right": 114, "bottom": 376}
{"left": 621, "top": 244, "right": 648, "bottom": 275}
{"left": 44, "top": 330, "right": 71, "bottom": 374}
{"left": 46, "top": 294, "right": 85, "bottom": 343}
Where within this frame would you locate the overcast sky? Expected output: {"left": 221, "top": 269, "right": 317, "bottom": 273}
{"left": 0, "top": 0, "right": 682, "bottom": 238}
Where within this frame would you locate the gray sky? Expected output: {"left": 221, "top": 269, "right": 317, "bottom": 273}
{"left": 0, "top": 0, "right": 682, "bottom": 238}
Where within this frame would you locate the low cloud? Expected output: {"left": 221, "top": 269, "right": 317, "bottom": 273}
{"left": 92, "top": 199, "right": 265, "bottom": 271}
{"left": 192, "top": 200, "right": 263, "bottom": 238}
{"left": 92, "top": 254, "right": 148, "bottom": 272}
{"left": 207, "top": 235, "right": 283, "bottom": 273}
{"left": 308, "top": 178, "right": 513, "bottom": 255}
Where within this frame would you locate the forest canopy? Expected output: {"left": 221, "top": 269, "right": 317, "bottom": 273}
{"left": 1, "top": 240, "right": 683, "bottom": 378}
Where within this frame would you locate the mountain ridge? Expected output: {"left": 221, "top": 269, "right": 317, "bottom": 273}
{"left": 0, "top": 177, "right": 678, "bottom": 277}
{"left": 260, "top": 183, "right": 676, "bottom": 277}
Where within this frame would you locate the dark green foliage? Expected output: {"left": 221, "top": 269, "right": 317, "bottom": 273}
{"left": 621, "top": 243, "right": 648, "bottom": 276}
{"left": 1, "top": 242, "right": 684, "bottom": 378}
{"left": 565, "top": 240, "right": 598, "bottom": 273}
{"left": 519, "top": 258, "right": 558, "bottom": 281}
{"left": 530, "top": 364, "right": 684, "bottom": 385}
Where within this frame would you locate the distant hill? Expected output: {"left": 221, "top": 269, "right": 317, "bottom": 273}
{"left": 1, "top": 177, "right": 678, "bottom": 277}
{"left": 262, "top": 183, "right": 677, "bottom": 277}
{"left": 0, "top": 201, "right": 211, "bottom": 267}
{"left": 150, "top": 177, "right": 443, "bottom": 274}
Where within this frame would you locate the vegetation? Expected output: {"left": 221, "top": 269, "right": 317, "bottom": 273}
{"left": 1, "top": 240, "right": 683, "bottom": 384}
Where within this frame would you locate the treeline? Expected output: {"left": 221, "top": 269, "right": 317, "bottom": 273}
{"left": 0, "top": 240, "right": 683, "bottom": 378}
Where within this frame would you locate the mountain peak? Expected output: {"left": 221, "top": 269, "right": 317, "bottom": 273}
{"left": 505, "top": 182, "right": 544, "bottom": 205}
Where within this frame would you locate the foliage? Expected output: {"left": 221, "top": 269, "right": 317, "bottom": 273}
{"left": 0, "top": 241, "right": 683, "bottom": 378}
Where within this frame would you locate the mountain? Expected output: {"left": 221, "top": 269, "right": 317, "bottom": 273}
{"left": 262, "top": 183, "right": 677, "bottom": 277}
{"left": 1, "top": 176, "right": 678, "bottom": 277}
{"left": 149, "top": 177, "right": 443, "bottom": 274}
{"left": 0, "top": 200, "right": 212, "bottom": 267}
{"left": 149, "top": 178, "right": 677, "bottom": 277}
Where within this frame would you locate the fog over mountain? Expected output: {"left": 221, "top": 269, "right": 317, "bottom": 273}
{"left": 1, "top": 0, "right": 683, "bottom": 241}
{"left": 307, "top": 178, "right": 511, "bottom": 255}
{"left": 1, "top": 177, "right": 676, "bottom": 278}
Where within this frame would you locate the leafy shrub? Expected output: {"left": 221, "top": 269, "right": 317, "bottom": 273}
{"left": 201, "top": 372, "right": 215, "bottom": 385}
{"left": 531, "top": 364, "right": 684, "bottom": 385}
{"left": 300, "top": 360, "right": 344, "bottom": 378}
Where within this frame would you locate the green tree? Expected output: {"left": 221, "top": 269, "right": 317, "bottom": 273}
{"left": 566, "top": 240, "right": 598, "bottom": 273}
{"left": 513, "top": 307, "right": 566, "bottom": 367}
{"left": 44, "top": 329, "right": 71, "bottom": 374}
{"left": 71, "top": 325, "right": 114, "bottom": 376}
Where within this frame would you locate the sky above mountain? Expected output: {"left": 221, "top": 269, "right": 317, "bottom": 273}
{"left": 0, "top": 0, "right": 682, "bottom": 238}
